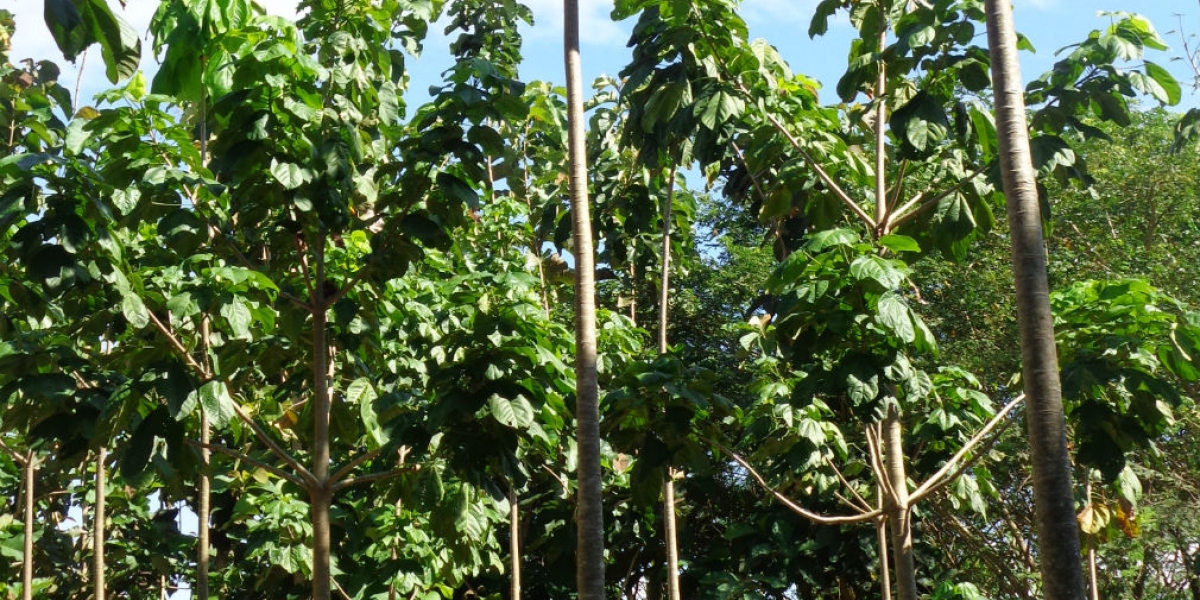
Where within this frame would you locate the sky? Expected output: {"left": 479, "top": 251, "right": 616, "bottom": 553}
{"left": 4, "top": 0, "right": 1200, "bottom": 111}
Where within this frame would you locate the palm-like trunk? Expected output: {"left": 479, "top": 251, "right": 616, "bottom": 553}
{"left": 984, "top": 2, "right": 1085, "bottom": 598}
{"left": 563, "top": 0, "right": 604, "bottom": 597}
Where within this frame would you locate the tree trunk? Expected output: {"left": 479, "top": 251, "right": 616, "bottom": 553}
{"left": 510, "top": 486, "right": 521, "bottom": 600}
{"left": 197, "top": 411, "right": 211, "bottom": 600}
{"left": 877, "top": 513, "right": 892, "bottom": 600}
{"left": 984, "top": 3, "right": 1086, "bottom": 599}
{"left": 883, "top": 407, "right": 917, "bottom": 600}
{"left": 312, "top": 241, "right": 333, "bottom": 600}
{"left": 663, "top": 473, "right": 681, "bottom": 600}
{"left": 1085, "top": 480, "right": 1099, "bottom": 600}
{"left": 22, "top": 452, "right": 34, "bottom": 600}
{"left": 563, "top": 0, "right": 605, "bottom": 596}
{"left": 658, "top": 167, "right": 681, "bottom": 600}
{"left": 94, "top": 447, "right": 107, "bottom": 600}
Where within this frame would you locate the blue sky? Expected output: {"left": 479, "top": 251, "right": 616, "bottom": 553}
{"left": 5, "top": 0, "right": 1200, "bottom": 110}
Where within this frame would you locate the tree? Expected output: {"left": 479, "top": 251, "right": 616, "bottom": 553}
{"left": 984, "top": 1, "right": 1085, "bottom": 597}
{"left": 562, "top": 0, "right": 605, "bottom": 597}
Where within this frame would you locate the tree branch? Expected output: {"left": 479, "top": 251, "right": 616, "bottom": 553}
{"left": 226, "top": 400, "right": 317, "bottom": 487}
{"left": 866, "top": 423, "right": 899, "bottom": 506}
{"left": 331, "top": 465, "right": 420, "bottom": 493}
{"left": 146, "top": 310, "right": 207, "bottom": 376}
{"left": 329, "top": 448, "right": 381, "bottom": 484}
{"left": 324, "top": 268, "right": 367, "bottom": 310}
{"left": 887, "top": 163, "right": 989, "bottom": 231}
{"left": 909, "top": 394, "right": 1024, "bottom": 504}
{"left": 0, "top": 438, "right": 27, "bottom": 465}
{"left": 188, "top": 440, "right": 305, "bottom": 487}
{"left": 719, "top": 444, "right": 880, "bottom": 525}
{"left": 684, "top": 6, "right": 875, "bottom": 230}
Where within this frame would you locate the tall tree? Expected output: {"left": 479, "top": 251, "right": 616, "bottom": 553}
{"left": 984, "top": 1, "right": 1085, "bottom": 598}
{"left": 563, "top": 0, "right": 604, "bottom": 597}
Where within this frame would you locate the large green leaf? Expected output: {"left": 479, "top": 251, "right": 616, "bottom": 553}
{"left": 191, "top": 380, "right": 235, "bottom": 428}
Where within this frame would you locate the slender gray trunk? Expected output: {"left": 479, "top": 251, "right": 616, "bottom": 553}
{"left": 985, "top": 3, "right": 1086, "bottom": 598}
{"left": 563, "top": 1, "right": 604, "bottom": 596}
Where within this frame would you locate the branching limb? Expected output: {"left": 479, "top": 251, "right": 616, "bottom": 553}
{"left": 909, "top": 394, "right": 1024, "bottom": 503}
{"left": 226, "top": 400, "right": 317, "bottom": 487}
{"left": 324, "top": 268, "right": 367, "bottom": 309}
{"left": 745, "top": 100, "right": 877, "bottom": 229}
{"left": 866, "top": 424, "right": 899, "bottom": 505}
{"left": 147, "top": 310, "right": 207, "bottom": 376}
{"left": 887, "top": 163, "right": 989, "bottom": 231}
{"left": 188, "top": 440, "right": 305, "bottom": 487}
{"left": 684, "top": 7, "right": 874, "bottom": 230}
{"left": 829, "top": 460, "right": 873, "bottom": 512}
{"left": 330, "top": 448, "right": 382, "bottom": 484}
{"left": 0, "top": 438, "right": 27, "bottom": 465}
{"left": 331, "top": 465, "right": 420, "bottom": 493}
{"left": 719, "top": 444, "right": 880, "bottom": 525}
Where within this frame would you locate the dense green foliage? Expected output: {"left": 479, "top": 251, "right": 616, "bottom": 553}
{"left": 0, "top": 1, "right": 1197, "bottom": 599}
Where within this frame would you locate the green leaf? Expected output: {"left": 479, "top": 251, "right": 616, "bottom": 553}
{"left": 1115, "top": 466, "right": 1142, "bottom": 505}
{"left": 121, "top": 411, "right": 159, "bottom": 480}
{"left": 877, "top": 234, "right": 920, "bottom": 254}
{"left": 121, "top": 293, "right": 150, "bottom": 329}
{"left": 192, "top": 380, "right": 235, "bottom": 428}
{"left": 159, "top": 362, "right": 197, "bottom": 420}
{"left": 1142, "top": 61, "right": 1181, "bottom": 106}
{"left": 43, "top": 0, "right": 90, "bottom": 60}
{"left": 804, "top": 228, "right": 859, "bottom": 252}
{"left": 346, "top": 378, "right": 388, "bottom": 446}
{"left": 876, "top": 293, "right": 915, "bottom": 343}
{"left": 220, "top": 298, "right": 253, "bottom": 340}
{"left": 436, "top": 172, "right": 480, "bottom": 209}
{"left": 850, "top": 255, "right": 907, "bottom": 289}
{"left": 488, "top": 394, "right": 534, "bottom": 428}
{"left": 269, "top": 160, "right": 310, "bottom": 189}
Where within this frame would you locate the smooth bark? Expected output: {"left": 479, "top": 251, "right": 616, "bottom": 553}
{"left": 563, "top": 0, "right": 604, "bottom": 596}
{"left": 883, "top": 407, "right": 917, "bottom": 600}
{"left": 985, "top": 2, "right": 1086, "bottom": 598}
{"left": 659, "top": 167, "right": 681, "bottom": 600}
{"left": 22, "top": 452, "right": 34, "bottom": 600}
{"left": 510, "top": 486, "right": 521, "bottom": 600}
{"left": 94, "top": 447, "right": 107, "bottom": 600}
{"left": 197, "top": 411, "right": 211, "bottom": 600}
{"left": 312, "top": 240, "right": 333, "bottom": 600}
